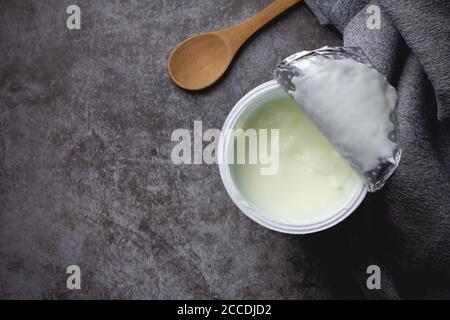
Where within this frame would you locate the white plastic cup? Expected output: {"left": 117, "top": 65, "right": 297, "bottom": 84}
{"left": 217, "top": 80, "right": 367, "bottom": 234}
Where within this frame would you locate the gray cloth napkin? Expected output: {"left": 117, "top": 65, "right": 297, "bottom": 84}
{"left": 303, "top": 0, "right": 450, "bottom": 299}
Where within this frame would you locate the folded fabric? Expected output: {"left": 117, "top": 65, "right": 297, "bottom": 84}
{"left": 304, "top": 0, "right": 450, "bottom": 299}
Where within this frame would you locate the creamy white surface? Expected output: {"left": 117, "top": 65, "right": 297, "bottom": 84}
{"left": 232, "top": 96, "right": 359, "bottom": 223}
{"left": 289, "top": 58, "right": 398, "bottom": 173}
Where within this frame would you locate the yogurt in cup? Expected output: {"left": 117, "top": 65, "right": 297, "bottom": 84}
{"left": 217, "top": 80, "right": 367, "bottom": 234}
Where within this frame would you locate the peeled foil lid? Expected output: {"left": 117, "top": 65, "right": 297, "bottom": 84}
{"left": 274, "top": 47, "right": 401, "bottom": 192}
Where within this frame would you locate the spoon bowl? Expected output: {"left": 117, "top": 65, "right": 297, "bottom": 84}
{"left": 168, "top": 33, "right": 231, "bottom": 90}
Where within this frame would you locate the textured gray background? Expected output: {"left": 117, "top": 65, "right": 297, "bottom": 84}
{"left": 0, "top": 0, "right": 365, "bottom": 299}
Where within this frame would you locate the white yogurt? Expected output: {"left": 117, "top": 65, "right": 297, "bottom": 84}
{"left": 232, "top": 94, "right": 360, "bottom": 223}
{"left": 218, "top": 81, "right": 367, "bottom": 234}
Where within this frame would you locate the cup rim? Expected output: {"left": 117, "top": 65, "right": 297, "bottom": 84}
{"left": 217, "top": 80, "right": 367, "bottom": 234}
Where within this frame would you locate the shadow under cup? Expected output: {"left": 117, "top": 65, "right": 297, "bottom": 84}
{"left": 218, "top": 80, "right": 367, "bottom": 234}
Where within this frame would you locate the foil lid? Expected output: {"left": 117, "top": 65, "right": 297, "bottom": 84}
{"left": 274, "top": 47, "right": 401, "bottom": 192}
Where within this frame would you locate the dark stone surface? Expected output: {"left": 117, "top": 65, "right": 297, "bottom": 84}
{"left": 0, "top": 0, "right": 354, "bottom": 299}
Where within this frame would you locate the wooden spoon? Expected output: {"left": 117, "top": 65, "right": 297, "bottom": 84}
{"left": 168, "top": 0, "right": 300, "bottom": 90}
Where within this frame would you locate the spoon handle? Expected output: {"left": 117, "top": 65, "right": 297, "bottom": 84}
{"left": 222, "top": 0, "right": 301, "bottom": 51}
